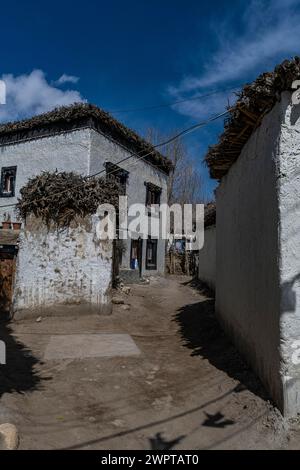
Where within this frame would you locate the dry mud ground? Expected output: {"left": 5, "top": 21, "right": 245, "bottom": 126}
{"left": 0, "top": 275, "right": 299, "bottom": 450}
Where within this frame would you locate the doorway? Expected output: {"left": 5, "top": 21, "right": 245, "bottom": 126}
{"left": 130, "top": 238, "right": 143, "bottom": 277}
{"left": 0, "top": 246, "right": 17, "bottom": 316}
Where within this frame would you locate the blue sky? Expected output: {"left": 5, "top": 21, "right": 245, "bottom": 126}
{"left": 1, "top": 0, "right": 300, "bottom": 198}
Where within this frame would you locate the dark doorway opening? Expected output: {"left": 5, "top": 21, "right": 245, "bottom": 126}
{"left": 146, "top": 237, "right": 157, "bottom": 270}
{"left": 0, "top": 246, "right": 17, "bottom": 317}
{"left": 130, "top": 238, "right": 143, "bottom": 277}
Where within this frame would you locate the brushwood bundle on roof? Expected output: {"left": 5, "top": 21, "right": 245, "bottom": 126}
{"left": 0, "top": 103, "right": 172, "bottom": 174}
{"left": 206, "top": 57, "right": 300, "bottom": 179}
{"left": 17, "top": 171, "right": 120, "bottom": 228}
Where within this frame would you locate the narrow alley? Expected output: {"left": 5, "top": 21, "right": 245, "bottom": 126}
{"left": 0, "top": 276, "right": 290, "bottom": 450}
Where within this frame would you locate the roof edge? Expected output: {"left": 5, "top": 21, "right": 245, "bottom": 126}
{"left": 0, "top": 103, "right": 173, "bottom": 175}
{"left": 205, "top": 56, "right": 300, "bottom": 179}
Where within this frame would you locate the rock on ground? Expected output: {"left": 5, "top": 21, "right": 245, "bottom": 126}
{"left": 0, "top": 423, "right": 19, "bottom": 450}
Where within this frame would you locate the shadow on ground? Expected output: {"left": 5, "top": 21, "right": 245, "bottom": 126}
{"left": 181, "top": 277, "right": 215, "bottom": 298}
{"left": 149, "top": 432, "right": 185, "bottom": 450}
{"left": 174, "top": 278, "right": 269, "bottom": 401}
{"left": 0, "top": 317, "right": 44, "bottom": 397}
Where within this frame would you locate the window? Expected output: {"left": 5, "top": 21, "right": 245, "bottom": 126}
{"left": 105, "top": 162, "right": 128, "bottom": 195}
{"left": 0, "top": 167, "right": 17, "bottom": 197}
{"left": 146, "top": 237, "right": 157, "bottom": 270}
{"left": 145, "top": 182, "right": 161, "bottom": 207}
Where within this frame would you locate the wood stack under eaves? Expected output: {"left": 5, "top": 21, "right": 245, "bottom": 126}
{"left": 17, "top": 171, "right": 121, "bottom": 228}
{"left": 206, "top": 57, "right": 300, "bottom": 179}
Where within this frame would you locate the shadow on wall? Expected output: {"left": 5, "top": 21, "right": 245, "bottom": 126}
{"left": 173, "top": 281, "right": 269, "bottom": 401}
{"left": 281, "top": 273, "right": 300, "bottom": 313}
{"left": 0, "top": 317, "right": 45, "bottom": 397}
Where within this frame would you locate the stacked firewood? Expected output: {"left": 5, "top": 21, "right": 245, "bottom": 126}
{"left": 17, "top": 171, "right": 120, "bottom": 228}
{"left": 206, "top": 57, "right": 300, "bottom": 179}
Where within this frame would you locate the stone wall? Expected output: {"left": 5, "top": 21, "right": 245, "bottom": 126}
{"left": 12, "top": 215, "right": 113, "bottom": 318}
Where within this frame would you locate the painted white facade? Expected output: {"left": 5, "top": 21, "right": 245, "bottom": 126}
{"left": 216, "top": 91, "right": 300, "bottom": 416}
{"left": 89, "top": 129, "right": 168, "bottom": 276}
{"left": 0, "top": 126, "right": 168, "bottom": 276}
{"left": 13, "top": 215, "right": 112, "bottom": 318}
{"left": 278, "top": 92, "right": 300, "bottom": 415}
{"left": 0, "top": 129, "right": 90, "bottom": 217}
{"left": 198, "top": 225, "right": 216, "bottom": 290}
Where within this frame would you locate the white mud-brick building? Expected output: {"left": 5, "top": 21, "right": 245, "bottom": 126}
{"left": 0, "top": 170, "right": 120, "bottom": 318}
{"left": 0, "top": 103, "right": 171, "bottom": 282}
{"left": 205, "top": 57, "right": 300, "bottom": 417}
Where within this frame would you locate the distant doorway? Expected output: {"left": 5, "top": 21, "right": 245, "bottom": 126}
{"left": 146, "top": 237, "right": 157, "bottom": 270}
{"left": 130, "top": 238, "right": 143, "bottom": 277}
{"left": 0, "top": 247, "right": 17, "bottom": 316}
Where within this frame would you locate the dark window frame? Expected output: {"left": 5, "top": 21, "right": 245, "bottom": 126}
{"left": 105, "top": 162, "right": 129, "bottom": 195}
{"left": 146, "top": 237, "right": 158, "bottom": 270}
{"left": 0, "top": 166, "right": 17, "bottom": 198}
{"left": 145, "top": 182, "right": 162, "bottom": 216}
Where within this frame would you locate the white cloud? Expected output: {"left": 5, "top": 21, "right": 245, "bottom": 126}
{"left": 54, "top": 73, "right": 80, "bottom": 85}
{"left": 169, "top": 0, "right": 300, "bottom": 118}
{"left": 0, "top": 69, "right": 85, "bottom": 122}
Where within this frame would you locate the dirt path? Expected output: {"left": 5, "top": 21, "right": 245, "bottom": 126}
{"left": 0, "top": 275, "right": 291, "bottom": 449}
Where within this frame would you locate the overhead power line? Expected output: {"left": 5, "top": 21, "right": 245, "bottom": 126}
{"left": 109, "top": 85, "right": 242, "bottom": 114}
{"left": 0, "top": 109, "right": 230, "bottom": 211}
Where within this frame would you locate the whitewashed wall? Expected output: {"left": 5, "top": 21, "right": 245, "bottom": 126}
{"left": 12, "top": 215, "right": 113, "bottom": 318}
{"left": 0, "top": 126, "right": 168, "bottom": 275}
{"left": 198, "top": 225, "right": 216, "bottom": 290}
{"left": 216, "top": 98, "right": 282, "bottom": 411}
{"left": 89, "top": 129, "right": 168, "bottom": 275}
{"left": 0, "top": 129, "right": 90, "bottom": 221}
{"left": 216, "top": 91, "right": 300, "bottom": 416}
{"left": 278, "top": 92, "right": 300, "bottom": 415}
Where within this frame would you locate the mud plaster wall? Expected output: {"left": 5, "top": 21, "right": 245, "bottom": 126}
{"left": 216, "top": 90, "right": 300, "bottom": 416}
{"left": 89, "top": 129, "right": 168, "bottom": 275}
{"left": 0, "top": 129, "right": 90, "bottom": 222}
{"left": 215, "top": 98, "right": 282, "bottom": 412}
{"left": 278, "top": 92, "right": 300, "bottom": 416}
{"left": 198, "top": 225, "right": 216, "bottom": 290}
{"left": 0, "top": 127, "right": 168, "bottom": 275}
{"left": 12, "top": 215, "right": 113, "bottom": 317}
